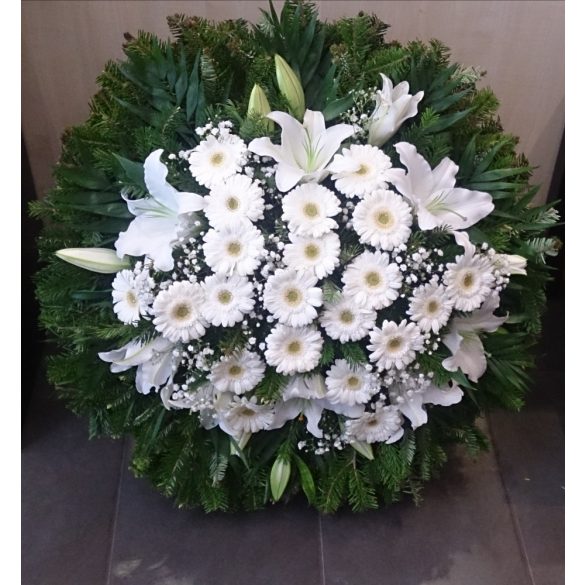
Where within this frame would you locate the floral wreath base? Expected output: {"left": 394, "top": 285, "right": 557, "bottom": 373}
{"left": 33, "top": 1, "right": 560, "bottom": 512}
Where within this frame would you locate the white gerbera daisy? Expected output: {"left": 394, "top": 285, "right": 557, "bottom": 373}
{"left": 407, "top": 281, "right": 453, "bottom": 334}
{"left": 204, "top": 174, "right": 264, "bottom": 230}
{"left": 209, "top": 350, "right": 266, "bottom": 395}
{"left": 367, "top": 319, "right": 424, "bottom": 370}
{"left": 345, "top": 406, "right": 404, "bottom": 444}
{"left": 220, "top": 397, "right": 275, "bottom": 435}
{"left": 263, "top": 269, "right": 322, "bottom": 327}
{"left": 188, "top": 134, "right": 247, "bottom": 188}
{"left": 282, "top": 183, "right": 341, "bottom": 237}
{"left": 201, "top": 274, "right": 254, "bottom": 327}
{"left": 152, "top": 281, "right": 207, "bottom": 343}
{"left": 342, "top": 251, "right": 402, "bottom": 310}
{"left": 203, "top": 225, "right": 264, "bottom": 276}
{"left": 264, "top": 324, "right": 323, "bottom": 374}
{"left": 443, "top": 251, "right": 495, "bottom": 312}
{"left": 352, "top": 189, "right": 413, "bottom": 250}
{"left": 327, "top": 144, "right": 395, "bottom": 197}
{"left": 325, "top": 359, "right": 381, "bottom": 406}
{"left": 282, "top": 232, "right": 340, "bottom": 279}
{"left": 112, "top": 269, "right": 148, "bottom": 325}
{"left": 320, "top": 295, "right": 376, "bottom": 342}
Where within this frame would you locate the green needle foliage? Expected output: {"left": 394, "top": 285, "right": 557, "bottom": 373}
{"left": 32, "top": 0, "right": 560, "bottom": 512}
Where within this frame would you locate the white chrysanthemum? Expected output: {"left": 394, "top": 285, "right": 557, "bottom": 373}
{"left": 209, "top": 350, "right": 266, "bottom": 395}
{"left": 443, "top": 252, "right": 495, "bottom": 312}
{"left": 264, "top": 324, "right": 323, "bottom": 374}
{"left": 152, "top": 281, "right": 207, "bottom": 343}
{"left": 112, "top": 270, "right": 148, "bottom": 325}
{"left": 328, "top": 144, "right": 395, "bottom": 197}
{"left": 263, "top": 269, "right": 322, "bottom": 327}
{"left": 352, "top": 189, "right": 412, "bottom": 250}
{"left": 367, "top": 319, "right": 424, "bottom": 370}
{"left": 342, "top": 251, "right": 402, "bottom": 310}
{"left": 201, "top": 274, "right": 254, "bottom": 327}
{"left": 345, "top": 406, "right": 404, "bottom": 444}
{"left": 221, "top": 397, "right": 275, "bottom": 435}
{"left": 188, "top": 134, "right": 247, "bottom": 188}
{"left": 320, "top": 295, "right": 376, "bottom": 342}
{"left": 325, "top": 359, "right": 381, "bottom": 406}
{"left": 203, "top": 174, "right": 264, "bottom": 229}
{"left": 203, "top": 225, "right": 264, "bottom": 276}
{"left": 282, "top": 232, "right": 340, "bottom": 279}
{"left": 407, "top": 281, "right": 453, "bottom": 334}
{"left": 282, "top": 183, "right": 341, "bottom": 237}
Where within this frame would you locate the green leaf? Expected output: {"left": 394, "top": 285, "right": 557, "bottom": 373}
{"left": 113, "top": 154, "right": 147, "bottom": 190}
{"left": 293, "top": 454, "right": 316, "bottom": 504}
{"left": 57, "top": 166, "right": 111, "bottom": 191}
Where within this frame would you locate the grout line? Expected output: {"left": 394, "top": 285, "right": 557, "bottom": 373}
{"left": 317, "top": 514, "right": 327, "bottom": 585}
{"left": 104, "top": 437, "right": 128, "bottom": 585}
{"left": 487, "top": 413, "right": 537, "bottom": 585}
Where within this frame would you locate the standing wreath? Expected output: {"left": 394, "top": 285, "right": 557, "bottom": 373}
{"left": 32, "top": 1, "right": 560, "bottom": 512}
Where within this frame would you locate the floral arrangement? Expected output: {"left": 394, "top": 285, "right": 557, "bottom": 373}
{"left": 33, "top": 1, "right": 560, "bottom": 512}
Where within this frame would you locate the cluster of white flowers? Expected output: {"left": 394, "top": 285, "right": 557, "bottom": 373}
{"left": 98, "top": 74, "right": 526, "bottom": 454}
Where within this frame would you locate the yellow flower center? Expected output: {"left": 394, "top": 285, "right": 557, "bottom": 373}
{"left": 126, "top": 291, "right": 138, "bottom": 307}
{"left": 227, "top": 241, "right": 242, "bottom": 256}
{"left": 347, "top": 375, "right": 361, "bottom": 389}
{"left": 304, "top": 243, "right": 320, "bottom": 259}
{"left": 426, "top": 300, "right": 439, "bottom": 314}
{"left": 287, "top": 340, "right": 302, "bottom": 354}
{"left": 340, "top": 310, "right": 354, "bottom": 324}
{"left": 386, "top": 337, "right": 402, "bottom": 352}
{"left": 375, "top": 209, "right": 394, "bottom": 228}
{"left": 365, "top": 271, "right": 381, "bottom": 288}
{"left": 240, "top": 407, "right": 256, "bottom": 417}
{"left": 210, "top": 152, "right": 225, "bottom": 166}
{"left": 462, "top": 272, "right": 475, "bottom": 289}
{"left": 217, "top": 290, "right": 233, "bottom": 305}
{"left": 228, "top": 365, "right": 243, "bottom": 377}
{"left": 172, "top": 302, "right": 191, "bottom": 321}
{"left": 285, "top": 288, "right": 302, "bottom": 306}
{"left": 355, "top": 164, "right": 369, "bottom": 176}
{"left": 303, "top": 202, "right": 319, "bottom": 218}
{"left": 226, "top": 196, "right": 239, "bottom": 211}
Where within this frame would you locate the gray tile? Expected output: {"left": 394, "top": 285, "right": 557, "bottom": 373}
{"left": 489, "top": 399, "right": 564, "bottom": 585}
{"left": 108, "top": 448, "right": 322, "bottom": 585}
{"left": 320, "top": 433, "right": 532, "bottom": 585}
{"left": 22, "top": 375, "right": 125, "bottom": 585}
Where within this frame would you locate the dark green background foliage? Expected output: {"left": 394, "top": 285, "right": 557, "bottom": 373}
{"left": 31, "top": 0, "right": 560, "bottom": 512}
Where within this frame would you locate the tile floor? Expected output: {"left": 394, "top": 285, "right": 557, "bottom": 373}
{"left": 22, "top": 301, "right": 564, "bottom": 585}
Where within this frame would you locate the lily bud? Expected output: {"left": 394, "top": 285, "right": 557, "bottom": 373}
{"left": 55, "top": 248, "right": 130, "bottom": 273}
{"left": 274, "top": 54, "right": 305, "bottom": 120}
{"left": 270, "top": 455, "right": 292, "bottom": 502}
{"left": 350, "top": 441, "right": 375, "bottom": 460}
{"left": 247, "top": 84, "right": 274, "bottom": 131}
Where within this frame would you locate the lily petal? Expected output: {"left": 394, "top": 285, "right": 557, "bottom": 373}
{"left": 391, "top": 142, "right": 434, "bottom": 202}
{"left": 144, "top": 149, "right": 178, "bottom": 210}
{"left": 398, "top": 393, "right": 427, "bottom": 429}
{"left": 442, "top": 333, "right": 487, "bottom": 383}
{"left": 423, "top": 382, "right": 464, "bottom": 407}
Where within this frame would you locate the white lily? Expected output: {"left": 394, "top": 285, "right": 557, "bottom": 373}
{"left": 269, "top": 375, "right": 364, "bottom": 438}
{"left": 387, "top": 142, "right": 494, "bottom": 231}
{"left": 394, "top": 381, "right": 464, "bottom": 429}
{"left": 98, "top": 336, "right": 175, "bottom": 394}
{"left": 368, "top": 74, "right": 424, "bottom": 147}
{"left": 115, "top": 149, "right": 204, "bottom": 272}
{"left": 442, "top": 293, "right": 507, "bottom": 382}
{"left": 248, "top": 110, "right": 354, "bottom": 192}
{"left": 55, "top": 247, "right": 130, "bottom": 274}
{"left": 491, "top": 253, "right": 528, "bottom": 276}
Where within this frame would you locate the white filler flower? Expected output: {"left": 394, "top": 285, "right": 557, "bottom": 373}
{"left": 387, "top": 142, "right": 494, "bottom": 231}
{"left": 443, "top": 249, "right": 495, "bottom": 312}
{"left": 209, "top": 350, "right": 266, "bottom": 395}
{"left": 188, "top": 134, "right": 247, "bottom": 188}
{"left": 282, "top": 232, "right": 340, "bottom": 279}
{"left": 282, "top": 183, "right": 341, "bottom": 237}
{"left": 320, "top": 295, "right": 376, "bottom": 342}
{"left": 407, "top": 281, "right": 453, "bottom": 334}
{"left": 345, "top": 406, "right": 404, "bottom": 444}
{"left": 328, "top": 144, "right": 395, "bottom": 197}
{"left": 203, "top": 224, "right": 264, "bottom": 276}
{"left": 352, "top": 189, "right": 413, "bottom": 250}
{"left": 263, "top": 269, "right": 323, "bottom": 327}
{"left": 203, "top": 174, "right": 264, "bottom": 230}
{"left": 152, "top": 281, "right": 207, "bottom": 343}
{"left": 115, "top": 149, "right": 204, "bottom": 272}
{"left": 368, "top": 74, "right": 424, "bottom": 147}
{"left": 342, "top": 251, "right": 402, "bottom": 310}
{"left": 112, "top": 269, "right": 149, "bottom": 325}
{"left": 367, "top": 319, "right": 424, "bottom": 370}
{"left": 201, "top": 274, "right": 254, "bottom": 327}
{"left": 265, "top": 324, "right": 323, "bottom": 374}
{"left": 248, "top": 109, "right": 354, "bottom": 192}
{"left": 325, "top": 359, "right": 381, "bottom": 406}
